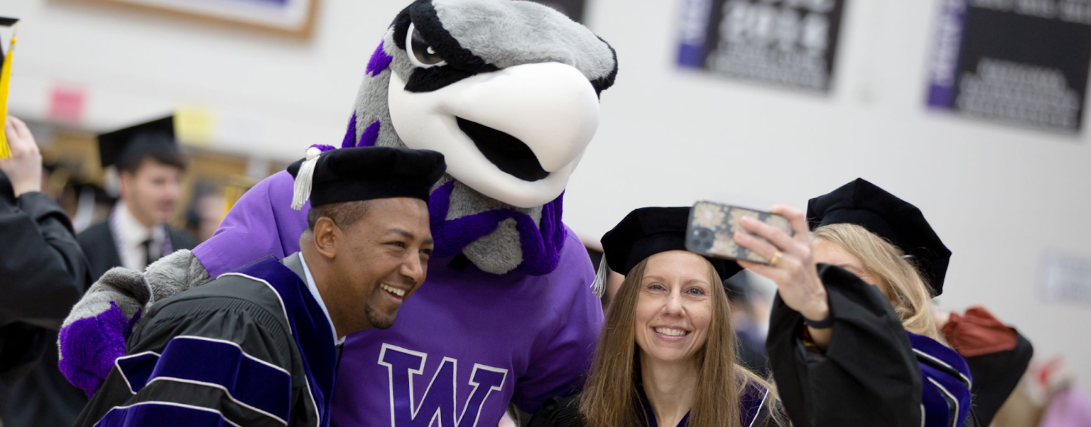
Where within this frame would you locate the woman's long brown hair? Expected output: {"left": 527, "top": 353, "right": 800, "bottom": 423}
{"left": 578, "top": 256, "right": 777, "bottom": 427}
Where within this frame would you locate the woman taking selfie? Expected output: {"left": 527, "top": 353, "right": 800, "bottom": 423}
{"left": 530, "top": 207, "right": 783, "bottom": 427}
{"left": 733, "top": 178, "right": 974, "bottom": 427}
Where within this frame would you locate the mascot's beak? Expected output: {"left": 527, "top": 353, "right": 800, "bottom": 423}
{"left": 389, "top": 62, "right": 601, "bottom": 208}
{"left": 442, "top": 62, "right": 600, "bottom": 173}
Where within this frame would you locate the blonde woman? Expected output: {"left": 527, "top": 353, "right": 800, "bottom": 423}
{"left": 733, "top": 178, "right": 975, "bottom": 427}
{"left": 530, "top": 207, "right": 783, "bottom": 427}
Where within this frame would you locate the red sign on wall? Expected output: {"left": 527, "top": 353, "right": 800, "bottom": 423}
{"left": 48, "top": 84, "right": 86, "bottom": 124}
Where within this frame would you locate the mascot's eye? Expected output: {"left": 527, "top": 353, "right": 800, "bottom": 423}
{"left": 406, "top": 23, "right": 447, "bottom": 68}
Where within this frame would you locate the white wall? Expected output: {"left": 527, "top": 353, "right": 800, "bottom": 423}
{"left": 2, "top": 0, "right": 1089, "bottom": 385}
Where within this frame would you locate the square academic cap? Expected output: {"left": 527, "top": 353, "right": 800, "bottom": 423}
{"left": 807, "top": 178, "right": 952, "bottom": 296}
{"left": 97, "top": 116, "right": 177, "bottom": 170}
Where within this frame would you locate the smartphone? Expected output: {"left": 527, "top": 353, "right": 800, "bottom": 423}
{"left": 685, "top": 201, "right": 793, "bottom": 264}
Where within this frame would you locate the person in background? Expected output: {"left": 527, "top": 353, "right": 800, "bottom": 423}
{"left": 734, "top": 178, "right": 975, "bottom": 426}
{"left": 184, "top": 183, "right": 225, "bottom": 244}
{"left": 76, "top": 146, "right": 446, "bottom": 426}
{"left": 723, "top": 274, "right": 769, "bottom": 377}
{"left": 77, "top": 116, "right": 195, "bottom": 280}
{"left": 0, "top": 116, "right": 89, "bottom": 426}
{"left": 937, "top": 306, "right": 1034, "bottom": 426}
{"left": 531, "top": 207, "right": 782, "bottom": 427}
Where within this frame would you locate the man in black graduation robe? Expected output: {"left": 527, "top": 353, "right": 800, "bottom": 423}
{"left": 75, "top": 146, "right": 446, "bottom": 427}
{"left": 0, "top": 117, "right": 89, "bottom": 425}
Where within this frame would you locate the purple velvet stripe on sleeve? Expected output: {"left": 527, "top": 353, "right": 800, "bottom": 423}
{"left": 96, "top": 402, "right": 237, "bottom": 426}
{"left": 120, "top": 337, "right": 292, "bottom": 423}
{"left": 366, "top": 40, "right": 394, "bottom": 77}
{"left": 357, "top": 121, "right": 380, "bottom": 147}
{"left": 58, "top": 302, "right": 131, "bottom": 397}
{"left": 341, "top": 113, "right": 357, "bottom": 148}
{"left": 427, "top": 182, "right": 566, "bottom": 276}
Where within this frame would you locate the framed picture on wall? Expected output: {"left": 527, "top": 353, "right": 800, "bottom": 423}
{"left": 61, "top": 0, "right": 320, "bottom": 38}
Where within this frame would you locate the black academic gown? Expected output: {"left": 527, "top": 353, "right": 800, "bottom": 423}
{"left": 529, "top": 376, "right": 781, "bottom": 427}
{"left": 0, "top": 171, "right": 89, "bottom": 424}
{"left": 75, "top": 253, "right": 340, "bottom": 427}
{"left": 765, "top": 264, "right": 924, "bottom": 427}
{"left": 767, "top": 264, "right": 983, "bottom": 427}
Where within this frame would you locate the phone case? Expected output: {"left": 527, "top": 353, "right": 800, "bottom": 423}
{"left": 685, "top": 201, "right": 793, "bottom": 264}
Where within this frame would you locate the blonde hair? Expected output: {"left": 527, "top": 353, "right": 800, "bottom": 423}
{"left": 578, "top": 255, "right": 780, "bottom": 427}
{"left": 814, "top": 223, "right": 947, "bottom": 343}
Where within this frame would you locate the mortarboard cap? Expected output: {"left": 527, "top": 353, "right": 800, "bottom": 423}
{"left": 601, "top": 207, "right": 742, "bottom": 281}
{"left": 807, "top": 178, "right": 951, "bottom": 296}
{"left": 97, "top": 116, "right": 177, "bottom": 171}
{"left": 287, "top": 146, "right": 446, "bottom": 209}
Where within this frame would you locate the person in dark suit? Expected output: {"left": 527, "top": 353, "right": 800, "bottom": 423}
{"left": 0, "top": 116, "right": 89, "bottom": 426}
{"left": 77, "top": 116, "right": 196, "bottom": 280}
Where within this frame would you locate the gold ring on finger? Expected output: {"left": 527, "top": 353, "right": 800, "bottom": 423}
{"left": 769, "top": 250, "right": 782, "bottom": 266}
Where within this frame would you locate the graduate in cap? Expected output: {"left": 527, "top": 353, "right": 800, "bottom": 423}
{"left": 812, "top": 178, "right": 1030, "bottom": 427}
{"left": 77, "top": 116, "right": 195, "bottom": 280}
{"left": 531, "top": 207, "right": 783, "bottom": 427}
{"left": 732, "top": 178, "right": 973, "bottom": 427}
{"left": 75, "top": 146, "right": 446, "bottom": 427}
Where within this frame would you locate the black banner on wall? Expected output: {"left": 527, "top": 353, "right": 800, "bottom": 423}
{"left": 531, "top": 0, "right": 587, "bottom": 23}
{"left": 677, "top": 0, "right": 847, "bottom": 92}
{"left": 927, "top": 0, "right": 1091, "bottom": 133}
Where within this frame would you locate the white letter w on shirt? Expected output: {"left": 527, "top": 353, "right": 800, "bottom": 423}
{"left": 379, "top": 344, "right": 508, "bottom": 426}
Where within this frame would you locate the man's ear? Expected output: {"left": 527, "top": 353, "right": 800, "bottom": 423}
{"left": 313, "top": 216, "right": 340, "bottom": 259}
{"left": 118, "top": 170, "right": 133, "bottom": 196}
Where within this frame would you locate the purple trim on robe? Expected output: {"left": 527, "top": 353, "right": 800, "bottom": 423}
{"left": 908, "top": 332, "right": 973, "bottom": 427}
{"left": 58, "top": 302, "right": 131, "bottom": 398}
{"left": 235, "top": 257, "right": 339, "bottom": 426}
{"left": 357, "top": 121, "right": 380, "bottom": 147}
{"left": 366, "top": 40, "right": 394, "bottom": 77}
{"left": 341, "top": 113, "right": 357, "bottom": 148}
{"left": 117, "top": 337, "right": 293, "bottom": 420}
{"left": 96, "top": 402, "right": 237, "bottom": 426}
{"left": 427, "top": 182, "right": 566, "bottom": 276}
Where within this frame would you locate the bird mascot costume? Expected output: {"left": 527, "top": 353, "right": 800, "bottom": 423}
{"left": 58, "top": 0, "right": 619, "bottom": 425}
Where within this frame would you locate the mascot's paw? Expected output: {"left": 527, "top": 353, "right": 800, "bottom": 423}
{"left": 58, "top": 267, "right": 152, "bottom": 397}
{"left": 58, "top": 301, "right": 133, "bottom": 398}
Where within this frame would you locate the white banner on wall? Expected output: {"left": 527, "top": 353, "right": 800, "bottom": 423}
{"left": 1038, "top": 250, "right": 1091, "bottom": 305}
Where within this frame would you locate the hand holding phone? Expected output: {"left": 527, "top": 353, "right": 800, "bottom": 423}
{"left": 685, "top": 201, "right": 793, "bottom": 264}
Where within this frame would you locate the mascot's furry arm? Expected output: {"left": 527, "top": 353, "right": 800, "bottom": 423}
{"left": 57, "top": 173, "right": 293, "bottom": 395}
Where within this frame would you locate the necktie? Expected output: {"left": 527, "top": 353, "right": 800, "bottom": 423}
{"left": 141, "top": 238, "right": 155, "bottom": 268}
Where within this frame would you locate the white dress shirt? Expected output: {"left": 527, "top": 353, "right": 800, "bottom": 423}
{"left": 112, "top": 202, "right": 166, "bottom": 271}
{"left": 296, "top": 253, "right": 345, "bottom": 346}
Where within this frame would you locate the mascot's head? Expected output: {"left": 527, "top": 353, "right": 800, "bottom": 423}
{"left": 333, "top": 0, "right": 617, "bottom": 276}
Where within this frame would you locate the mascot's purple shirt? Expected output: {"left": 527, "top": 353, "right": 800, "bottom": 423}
{"left": 192, "top": 171, "right": 603, "bottom": 426}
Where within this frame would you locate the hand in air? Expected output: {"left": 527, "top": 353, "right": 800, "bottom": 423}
{"left": 733, "top": 205, "right": 830, "bottom": 325}
{"left": 0, "top": 116, "right": 43, "bottom": 197}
